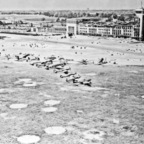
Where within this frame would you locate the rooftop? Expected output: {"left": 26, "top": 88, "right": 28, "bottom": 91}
{"left": 135, "top": 7, "right": 144, "bottom": 11}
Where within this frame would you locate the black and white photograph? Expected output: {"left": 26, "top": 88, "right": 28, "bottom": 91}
{"left": 0, "top": 0, "right": 144, "bottom": 143}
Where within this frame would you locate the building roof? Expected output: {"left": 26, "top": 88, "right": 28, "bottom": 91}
{"left": 135, "top": 8, "right": 144, "bottom": 11}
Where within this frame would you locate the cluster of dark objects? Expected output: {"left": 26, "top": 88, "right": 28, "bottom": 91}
{"left": 126, "top": 48, "right": 143, "bottom": 53}
{"left": 1, "top": 51, "right": 92, "bottom": 87}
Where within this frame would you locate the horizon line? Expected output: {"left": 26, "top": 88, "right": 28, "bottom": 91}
{"left": 0, "top": 9, "right": 136, "bottom": 11}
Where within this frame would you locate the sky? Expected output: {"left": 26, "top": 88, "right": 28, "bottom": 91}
{"left": 0, "top": 0, "right": 144, "bottom": 10}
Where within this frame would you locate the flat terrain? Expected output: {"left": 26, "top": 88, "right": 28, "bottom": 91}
{"left": 0, "top": 34, "right": 144, "bottom": 144}
{"left": 0, "top": 14, "right": 57, "bottom": 23}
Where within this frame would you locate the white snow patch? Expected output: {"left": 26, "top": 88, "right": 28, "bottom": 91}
{"left": 44, "top": 126, "right": 66, "bottom": 135}
{"left": 112, "top": 118, "right": 119, "bottom": 124}
{"left": 83, "top": 129, "right": 105, "bottom": 141}
{"left": 0, "top": 89, "right": 13, "bottom": 94}
{"left": 23, "top": 82, "right": 37, "bottom": 87}
{"left": 41, "top": 107, "right": 57, "bottom": 113}
{"left": 43, "top": 95, "right": 53, "bottom": 98}
{"left": 60, "top": 87, "right": 68, "bottom": 91}
{"left": 9, "top": 104, "right": 28, "bottom": 109}
{"left": 141, "top": 95, "right": 144, "bottom": 99}
{"left": 0, "top": 113, "right": 8, "bottom": 118}
{"left": 55, "top": 83, "right": 63, "bottom": 85}
{"left": 77, "top": 110, "right": 84, "bottom": 114}
{"left": 44, "top": 100, "right": 61, "bottom": 106}
{"left": 17, "top": 135, "right": 40, "bottom": 144}
{"left": 80, "top": 87, "right": 107, "bottom": 91}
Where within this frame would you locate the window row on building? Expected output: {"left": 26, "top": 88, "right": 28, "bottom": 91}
{"left": 37, "top": 27, "right": 66, "bottom": 34}
{"left": 78, "top": 25, "right": 139, "bottom": 38}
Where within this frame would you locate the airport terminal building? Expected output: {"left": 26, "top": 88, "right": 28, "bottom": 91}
{"left": 66, "top": 18, "right": 138, "bottom": 38}
{"left": 66, "top": 8, "right": 144, "bottom": 40}
{"left": 0, "top": 8, "right": 143, "bottom": 40}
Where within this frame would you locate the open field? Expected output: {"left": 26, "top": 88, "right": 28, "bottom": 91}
{"left": 0, "top": 34, "right": 144, "bottom": 144}
{"left": 0, "top": 14, "right": 56, "bottom": 22}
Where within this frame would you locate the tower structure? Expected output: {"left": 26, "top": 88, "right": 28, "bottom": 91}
{"left": 135, "top": 7, "right": 144, "bottom": 41}
{"left": 66, "top": 19, "right": 81, "bottom": 36}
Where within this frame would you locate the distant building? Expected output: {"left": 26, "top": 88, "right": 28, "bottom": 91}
{"left": 52, "top": 26, "right": 66, "bottom": 34}
{"left": 0, "top": 8, "right": 143, "bottom": 41}
{"left": 66, "top": 19, "right": 81, "bottom": 35}
{"left": 135, "top": 8, "right": 144, "bottom": 40}
{"left": 37, "top": 25, "right": 66, "bottom": 34}
{"left": 65, "top": 10, "right": 144, "bottom": 40}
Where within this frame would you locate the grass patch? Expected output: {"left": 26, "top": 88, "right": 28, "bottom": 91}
{"left": 0, "top": 58, "right": 144, "bottom": 144}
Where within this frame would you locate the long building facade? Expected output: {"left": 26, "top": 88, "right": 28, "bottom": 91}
{"left": 66, "top": 19, "right": 140, "bottom": 39}
{"left": 66, "top": 8, "right": 144, "bottom": 40}
{"left": 77, "top": 24, "right": 137, "bottom": 38}
{"left": 37, "top": 26, "right": 66, "bottom": 34}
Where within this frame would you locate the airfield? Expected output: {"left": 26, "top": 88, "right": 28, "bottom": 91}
{"left": 0, "top": 33, "right": 144, "bottom": 144}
